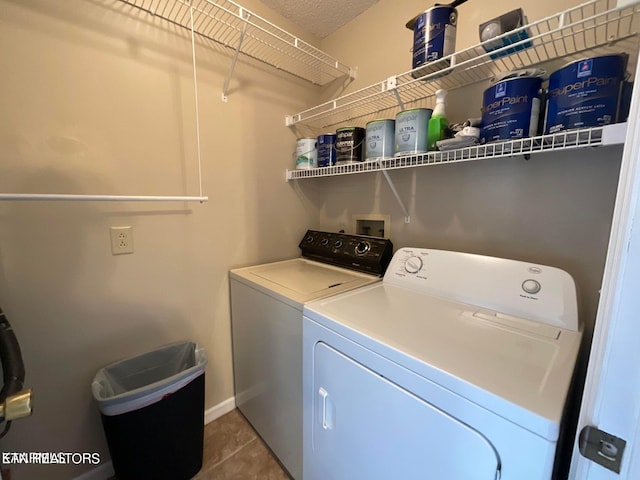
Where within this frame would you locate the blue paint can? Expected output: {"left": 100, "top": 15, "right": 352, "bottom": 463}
{"left": 409, "top": 6, "right": 457, "bottom": 79}
{"left": 395, "top": 108, "right": 432, "bottom": 156}
{"left": 317, "top": 133, "right": 337, "bottom": 167}
{"left": 545, "top": 54, "right": 627, "bottom": 134}
{"left": 480, "top": 76, "right": 542, "bottom": 143}
{"left": 366, "top": 120, "right": 395, "bottom": 160}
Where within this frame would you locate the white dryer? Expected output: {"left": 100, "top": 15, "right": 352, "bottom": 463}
{"left": 229, "top": 230, "right": 393, "bottom": 479}
{"left": 303, "top": 247, "right": 582, "bottom": 480}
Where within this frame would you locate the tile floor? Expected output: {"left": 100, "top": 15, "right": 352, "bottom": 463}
{"left": 107, "top": 408, "right": 290, "bottom": 479}
{"left": 192, "top": 409, "right": 291, "bottom": 480}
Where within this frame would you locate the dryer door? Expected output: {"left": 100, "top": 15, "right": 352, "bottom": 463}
{"left": 309, "top": 342, "right": 500, "bottom": 480}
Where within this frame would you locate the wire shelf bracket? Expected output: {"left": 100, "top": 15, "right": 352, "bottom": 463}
{"left": 380, "top": 168, "right": 410, "bottom": 223}
{"left": 222, "top": 9, "right": 250, "bottom": 102}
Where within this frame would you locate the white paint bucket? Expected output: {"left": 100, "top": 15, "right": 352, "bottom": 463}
{"left": 295, "top": 138, "right": 317, "bottom": 169}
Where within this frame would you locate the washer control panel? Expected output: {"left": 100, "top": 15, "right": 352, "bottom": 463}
{"left": 384, "top": 247, "right": 579, "bottom": 331}
{"left": 299, "top": 230, "right": 394, "bottom": 276}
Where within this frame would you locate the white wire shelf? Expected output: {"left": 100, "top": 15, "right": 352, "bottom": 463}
{"left": 117, "top": 0, "right": 354, "bottom": 86}
{"left": 286, "top": 0, "right": 640, "bottom": 130}
{"left": 286, "top": 124, "right": 626, "bottom": 181}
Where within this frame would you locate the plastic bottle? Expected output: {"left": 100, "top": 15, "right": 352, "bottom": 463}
{"left": 428, "top": 89, "right": 449, "bottom": 151}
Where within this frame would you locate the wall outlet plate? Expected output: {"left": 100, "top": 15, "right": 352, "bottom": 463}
{"left": 110, "top": 226, "right": 134, "bottom": 255}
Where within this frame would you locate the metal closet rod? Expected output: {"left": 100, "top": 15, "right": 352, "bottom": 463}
{"left": 0, "top": 194, "right": 208, "bottom": 202}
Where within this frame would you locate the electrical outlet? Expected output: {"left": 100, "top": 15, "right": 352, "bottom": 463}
{"left": 110, "top": 226, "right": 134, "bottom": 255}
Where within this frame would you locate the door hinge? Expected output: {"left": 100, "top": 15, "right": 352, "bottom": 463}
{"left": 579, "top": 425, "right": 626, "bottom": 473}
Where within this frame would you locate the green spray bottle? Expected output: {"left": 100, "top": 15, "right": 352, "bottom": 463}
{"left": 428, "top": 89, "right": 448, "bottom": 151}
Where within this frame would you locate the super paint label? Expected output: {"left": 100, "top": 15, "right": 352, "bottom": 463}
{"left": 481, "top": 77, "right": 542, "bottom": 142}
{"left": 547, "top": 76, "right": 619, "bottom": 98}
{"left": 412, "top": 7, "right": 456, "bottom": 67}
{"left": 545, "top": 55, "right": 626, "bottom": 134}
{"left": 482, "top": 92, "right": 532, "bottom": 114}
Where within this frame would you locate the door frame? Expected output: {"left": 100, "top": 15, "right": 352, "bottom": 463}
{"left": 569, "top": 50, "right": 640, "bottom": 479}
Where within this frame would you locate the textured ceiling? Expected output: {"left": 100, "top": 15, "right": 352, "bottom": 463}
{"left": 259, "top": 0, "right": 381, "bottom": 38}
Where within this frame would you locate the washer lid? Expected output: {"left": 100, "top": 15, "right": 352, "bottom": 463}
{"left": 231, "top": 258, "right": 379, "bottom": 307}
{"left": 252, "top": 260, "right": 366, "bottom": 295}
{"left": 304, "top": 282, "right": 582, "bottom": 441}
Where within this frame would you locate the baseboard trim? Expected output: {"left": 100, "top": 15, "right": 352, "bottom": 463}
{"left": 72, "top": 396, "right": 236, "bottom": 480}
{"left": 204, "top": 395, "right": 236, "bottom": 424}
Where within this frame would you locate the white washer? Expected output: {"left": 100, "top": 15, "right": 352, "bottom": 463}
{"left": 230, "top": 230, "right": 393, "bottom": 479}
{"left": 303, "top": 247, "right": 582, "bottom": 480}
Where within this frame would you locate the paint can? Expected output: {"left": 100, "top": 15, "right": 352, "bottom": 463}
{"left": 335, "top": 127, "right": 366, "bottom": 164}
{"left": 295, "top": 138, "right": 317, "bottom": 169}
{"left": 480, "top": 76, "right": 542, "bottom": 143}
{"left": 366, "top": 120, "right": 395, "bottom": 160}
{"left": 408, "top": 6, "right": 457, "bottom": 79}
{"left": 317, "top": 134, "right": 337, "bottom": 167}
{"left": 395, "top": 108, "right": 432, "bottom": 156}
{"left": 545, "top": 54, "right": 627, "bottom": 134}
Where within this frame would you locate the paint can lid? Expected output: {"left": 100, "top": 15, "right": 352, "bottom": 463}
{"left": 366, "top": 119, "right": 394, "bottom": 126}
{"left": 336, "top": 126, "right": 365, "bottom": 132}
{"left": 396, "top": 108, "right": 433, "bottom": 115}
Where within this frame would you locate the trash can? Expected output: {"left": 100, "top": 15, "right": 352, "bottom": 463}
{"left": 92, "top": 341, "right": 207, "bottom": 480}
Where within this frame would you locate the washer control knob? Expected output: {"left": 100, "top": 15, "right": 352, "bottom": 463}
{"left": 355, "top": 241, "right": 370, "bottom": 255}
{"left": 334, "top": 240, "right": 344, "bottom": 249}
{"left": 522, "top": 279, "right": 541, "bottom": 295}
{"left": 404, "top": 256, "right": 423, "bottom": 274}
{"left": 321, "top": 238, "right": 329, "bottom": 246}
